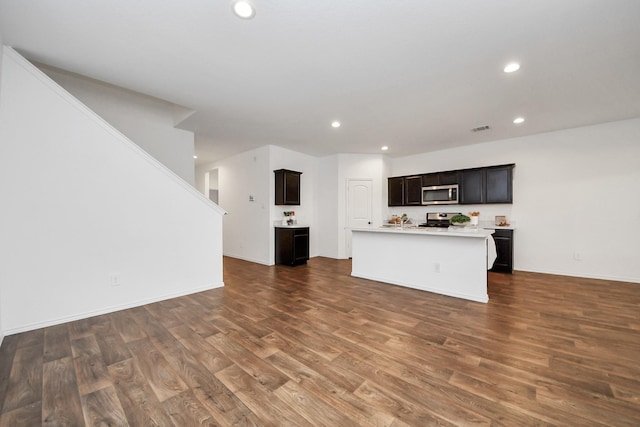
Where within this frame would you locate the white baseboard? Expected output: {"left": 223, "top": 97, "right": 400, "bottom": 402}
{"left": 223, "top": 252, "right": 272, "bottom": 266}
{"left": 515, "top": 268, "right": 640, "bottom": 284}
{"left": 352, "top": 272, "right": 488, "bottom": 303}
{"left": 3, "top": 282, "right": 224, "bottom": 336}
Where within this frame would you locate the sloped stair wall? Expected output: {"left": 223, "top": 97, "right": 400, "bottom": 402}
{"left": 0, "top": 46, "right": 225, "bottom": 336}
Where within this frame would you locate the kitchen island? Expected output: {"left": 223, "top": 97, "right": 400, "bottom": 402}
{"left": 351, "top": 226, "right": 496, "bottom": 303}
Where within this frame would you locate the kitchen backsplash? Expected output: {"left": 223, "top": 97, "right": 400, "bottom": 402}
{"left": 387, "top": 205, "right": 514, "bottom": 226}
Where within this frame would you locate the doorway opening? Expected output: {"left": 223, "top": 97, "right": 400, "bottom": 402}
{"left": 205, "top": 168, "right": 219, "bottom": 204}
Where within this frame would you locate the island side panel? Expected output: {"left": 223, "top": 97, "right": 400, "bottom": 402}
{"left": 351, "top": 230, "right": 489, "bottom": 303}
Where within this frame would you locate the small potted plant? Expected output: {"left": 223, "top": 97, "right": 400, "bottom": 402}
{"left": 450, "top": 213, "right": 471, "bottom": 226}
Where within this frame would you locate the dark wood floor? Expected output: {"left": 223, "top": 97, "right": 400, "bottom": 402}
{"left": 1, "top": 257, "right": 639, "bottom": 426}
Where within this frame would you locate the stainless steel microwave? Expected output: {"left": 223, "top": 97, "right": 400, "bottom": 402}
{"left": 422, "top": 184, "right": 459, "bottom": 205}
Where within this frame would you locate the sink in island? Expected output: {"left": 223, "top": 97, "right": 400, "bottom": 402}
{"left": 350, "top": 226, "right": 496, "bottom": 303}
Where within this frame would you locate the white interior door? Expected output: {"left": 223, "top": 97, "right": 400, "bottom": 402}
{"left": 346, "top": 179, "right": 373, "bottom": 258}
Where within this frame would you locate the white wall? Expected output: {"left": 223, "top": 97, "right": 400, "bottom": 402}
{"left": 0, "top": 40, "right": 4, "bottom": 346}
{"left": 204, "top": 146, "right": 271, "bottom": 264}
{"left": 391, "top": 118, "right": 640, "bottom": 283}
{"left": 0, "top": 47, "right": 225, "bottom": 334}
{"left": 39, "top": 65, "right": 197, "bottom": 185}
{"left": 315, "top": 155, "right": 340, "bottom": 258}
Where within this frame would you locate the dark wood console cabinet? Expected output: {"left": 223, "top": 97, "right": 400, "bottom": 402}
{"left": 275, "top": 227, "right": 309, "bottom": 266}
{"left": 274, "top": 169, "right": 301, "bottom": 205}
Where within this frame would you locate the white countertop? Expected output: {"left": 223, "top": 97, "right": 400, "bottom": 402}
{"left": 351, "top": 226, "right": 494, "bottom": 238}
{"left": 478, "top": 220, "right": 516, "bottom": 230}
{"left": 481, "top": 225, "right": 516, "bottom": 230}
{"left": 274, "top": 224, "right": 309, "bottom": 229}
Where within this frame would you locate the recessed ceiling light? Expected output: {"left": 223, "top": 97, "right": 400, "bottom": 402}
{"left": 381, "top": 146, "right": 389, "bottom": 151}
{"left": 232, "top": 0, "right": 255, "bottom": 19}
{"left": 331, "top": 121, "right": 341, "bottom": 128}
{"left": 504, "top": 62, "right": 520, "bottom": 73}
{"left": 193, "top": 155, "right": 198, "bottom": 159}
{"left": 513, "top": 117, "right": 525, "bottom": 124}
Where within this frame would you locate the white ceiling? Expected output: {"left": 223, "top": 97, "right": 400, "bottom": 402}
{"left": 1, "top": 0, "right": 640, "bottom": 165}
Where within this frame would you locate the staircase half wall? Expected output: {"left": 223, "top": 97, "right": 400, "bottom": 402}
{"left": 0, "top": 46, "right": 226, "bottom": 335}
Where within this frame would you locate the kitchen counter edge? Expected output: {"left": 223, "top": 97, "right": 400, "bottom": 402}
{"left": 351, "top": 227, "right": 494, "bottom": 238}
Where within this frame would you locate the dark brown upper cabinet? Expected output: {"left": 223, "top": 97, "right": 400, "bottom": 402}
{"left": 404, "top": 176, "right": 423, "bottom": 205}
{"left": 439, "top": 170, "right": 460, "bottom": 185}
{"left": 460, "top": 164, "right": 514, "bottom": 204}
{"left": 388, "top": 163, "right": 514, "bottom": 206}
{"left": 274, "top": 169, "right": 301, "bottom": 205}
{"left": 387, "top": 176, "right": 404, "bottom": 206}
{"left": 421, "top": 173, "right": 439, "bottom": 187}
{"left": 459, "top": 168, "right": 486, "bottom": 204}
{"left": 421, "top": 171, "right": 459, "bottom": 187}
{"left": 485, "top": 164, "right": 514, "bottom": 204}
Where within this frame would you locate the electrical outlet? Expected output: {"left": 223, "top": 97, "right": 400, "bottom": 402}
{"left": 110, "top": 274, "right": 121, "bottom": 287}
{"left": 573, "top": 252, "right": 582, "bottom": 261}
{"left": 433, "top": 262, "right": 441, "bottom": 273}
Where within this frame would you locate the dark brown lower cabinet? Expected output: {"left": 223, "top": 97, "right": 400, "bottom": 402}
{"left": 491, "top": 229, "right": 513, "bottom": 273}
{"left": 275, "top": 227, "right": 309, "bottom": 266}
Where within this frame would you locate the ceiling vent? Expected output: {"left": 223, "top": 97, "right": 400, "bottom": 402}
{"left": 471, "top": 125, "right": 491, "bottom": 132}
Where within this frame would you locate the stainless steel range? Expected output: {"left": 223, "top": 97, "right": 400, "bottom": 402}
{"left": 418, "top": 212, "right": 461, "bottom": 228}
